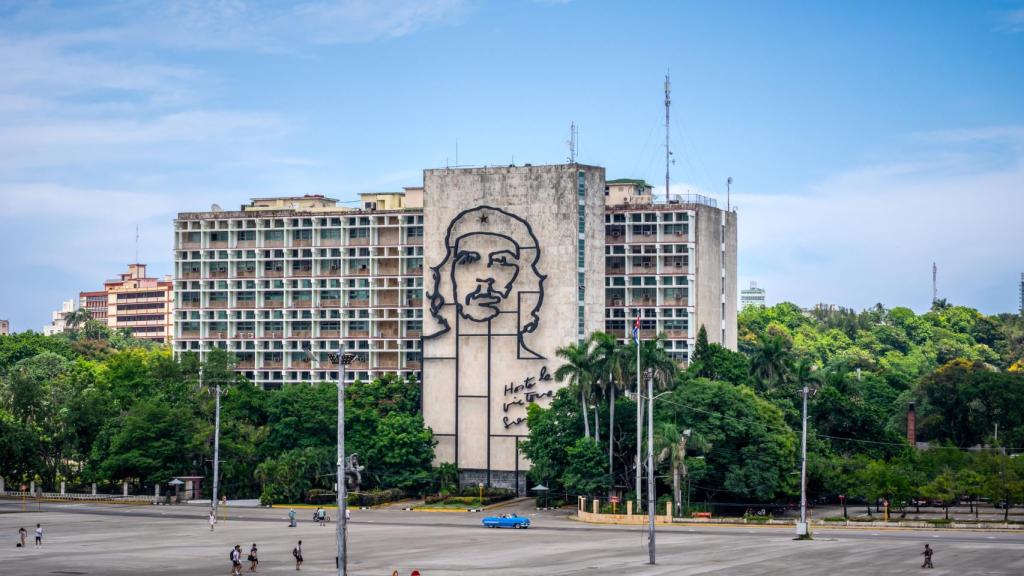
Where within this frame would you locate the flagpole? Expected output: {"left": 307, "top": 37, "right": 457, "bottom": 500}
{"left": 634, "top": 314, "right": 642, "bottom": 514}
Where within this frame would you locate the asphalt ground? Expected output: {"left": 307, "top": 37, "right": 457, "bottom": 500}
{"left": 1, "top": 499, "right": 1022, "bottom": 575}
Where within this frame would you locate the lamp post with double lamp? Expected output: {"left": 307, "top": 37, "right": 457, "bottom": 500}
{"left": 305, "top": 345, "right": 357, "bottom": 576}
{"left": 628, "top": 372, "right": 669, "bottom": 566}
{"left": 796, "top": 383, "right": 818, "bottom": 540}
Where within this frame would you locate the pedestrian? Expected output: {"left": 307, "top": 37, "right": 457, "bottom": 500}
{"left": 18, "top": 527, "right": 27, "bottom": 547}
{"left": 921, "top": 543, "right": 934, "bottom": 569}
{"left": 345, "top": 508, "right": 351, "bottom": 521}
{"left": 316, "top": 507, "right": 325, "bottom": 526}
{"left": 288, "top": 508, "right": 297, "bottom": 528}
{"left": 248, "top": 543, "right": 258, "bottom": 571}
{"left": 231, "top": 544, "right": 242, "bottom": 576}
{"left": 210, "top": 510, "right": 217, "bottom": 532}
{"left": 34, "top": 524, "right": 42, "bottom": 546}
{"left": 292, "top": 540, "right": 303, "bottom": 571}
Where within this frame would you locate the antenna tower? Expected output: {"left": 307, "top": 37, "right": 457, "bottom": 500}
{"left": 664, "top": 73, "right": 672, "bottom": 203}
{"left": 568, "top": 122, "right": 577, "bottom": 164}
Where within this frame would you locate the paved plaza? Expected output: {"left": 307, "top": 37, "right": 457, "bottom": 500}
{"left": 1, "top": 500, "right": 1023, "bottom": 575}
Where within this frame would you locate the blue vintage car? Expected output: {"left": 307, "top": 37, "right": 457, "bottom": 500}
{"left": 481, "top": 513, "right": 531, "bottom": 529}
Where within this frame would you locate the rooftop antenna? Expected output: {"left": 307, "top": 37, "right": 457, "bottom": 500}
{"left": 567, "top": 121, "right": 577, "bottom": 164}
{"left": 664, "top": 73, "right": 672, "bottom": 203}
{"left": 727, "top": 177, "right": 733, "bottom": 211}
{"left": 932, "top": 262, "right": 938, "bottom": 304}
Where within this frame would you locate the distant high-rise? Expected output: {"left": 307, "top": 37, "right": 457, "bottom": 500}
{"left": 1019, "top": 272, "right": 1023, "bottom": 314}
{"left": 43, "top": 299, "right": 78, "bottom": 335}
{"left": 740, "top": 281, "right": 766, "bottom": 309}
{"left": 0, "top": 319, "right": 9, "bottom": 336}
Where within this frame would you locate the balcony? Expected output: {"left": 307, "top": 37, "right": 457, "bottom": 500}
{"left": 292, "top": 269, "right": 312, "bottom": 277}
{"left": 376, "top": 328, "right": 399, "bottom": 338}
{"left": 209, "top": 301, "right": 229, "bottom": 309}
{"left": 319, "top": 299, "right": 341, "bottom": 307}
{"left": 378, "top": 264, "right": 400, "bottom": 275}
{"left": 378, "top": 294, "right": 399, "bottom": 307}
{"left": 293, "top": 239, "right": 312, "bottom": 247}
{"left": 405, "top": 236, "right": 423, "bottom": 245}
{"left": 181, "top": 271, "right": 200, "bottom": 279}
{"left": 234, "top": 300, "right": 255, "bottom": 308}
{"left": 181, "top": 241, "right": 201, "bottom": 249}
{"left": 404, "top": 266, "right": 423, "bottom": 276}
{"left": 180, "top": 301, "right": 201, "bottom": 309}
{"left": 237, "top": 359, "right": 255, "bottom": 369}
{"left": 264, "top": 269, "right": 284, "bottom": 278}
{"left": 293, "top": 300, "right": 313, "bottom": 308}
{"left": 263, "top": 360, "right": 283, "bottom": 369}
{"left": 405, "top": 361, "right": 422, "bottom": 370}
{"left": 209, "top": 331, "right": 227, "bottom": 339}
{"left": 320, "top": 238, "right": 341, "bottom": 247}
{"left": 264, "top": 240, "right": 284, "bottom": 248}
{"left": 405, "top": 329, "right": 421, "bottom": 338}
{"left": 291, "top": 360, "right": 311, "bottom": 369}
{"left": 210, "top": 240, "right": 228, "bottom": 249}
{"left": 210, "top": 270, "right": 228, "bottom": 279}
{"left": 348, "top": 268, "right": 370, "bottom": 276}
{"left": 265, "top": 301, "right": 284, "bottom": 309}
{"left": 264, "top": 331, "right": 284, "bottom": 338}
{"left": 347, "top": 299, "right": 370, "bottom": 308}
{"left": 348, "top": 329, "right": 369, "bottom": 337}
{"left": 405, "top": 298, "right": 423, "bottom": 307}
{"left": 319, "top": 329, "right": 341, "bottom": 338}
{"left": 349, "top": 359, "right": 369, "bottom": 370}
{"left": 180, "top": 330, "right": 200, "bottom": 338}
{"left": 664, "top": 330, "right": 688, "bottom": 339}
{"left": 348, "top": 237, "right": 370, "bottom": 246}
{"left": 291, "top": 330, "right": 312, "bottom": 338}
{"left": 237, "top": 269, "right": 256, "bottom": 278}
{"left": 236, "top": 240, "right": 257, "bottom": 248}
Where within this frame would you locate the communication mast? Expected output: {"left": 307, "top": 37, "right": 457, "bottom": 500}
{"left": 664, "top": 74, "right": 672, "bottom": 203}
{"left": 932, "top": 262, "right": 938, "bottom": 304}
{"left": 567, "top": 121, "right": 577, "bottom": 164}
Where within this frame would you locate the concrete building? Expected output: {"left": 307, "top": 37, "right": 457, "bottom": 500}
{"left": 421, "top": 165, "right": 606, "bottom": 492}
{"left": 95, "top": 264, "right": 174, "bottom": 342}
{"left": 43, "top": 299, "right": 78, "bottom": 335}
{"left": 173, "top": 164, "right": 737, "bottom": 490}
{"left": 172, "top": 194, "right": 425, "bottom": 388}
{"left": 0, "top": 319, "right": 9, "bottom": 336}
{"left": 740, "top": 281, "right": 766, "bottom": 310}
{"left": 604, "top": 180, "right": 736, "bottom": 358}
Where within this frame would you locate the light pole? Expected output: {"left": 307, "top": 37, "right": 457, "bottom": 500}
{"left": 212, "top": 381, "right": 220, "bottom": 520}
{"left": 797, "top": 384, "right": 811, "bottom": 539}
{"left": 645, "top": 367, "right": 656, "bottom": 565}
{"left": 307, "top": 345, "right": 357, "bottom": 576}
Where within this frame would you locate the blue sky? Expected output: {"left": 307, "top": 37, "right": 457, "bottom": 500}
{"left": 1, "top": 0, "right": 1022, "bottom": 331}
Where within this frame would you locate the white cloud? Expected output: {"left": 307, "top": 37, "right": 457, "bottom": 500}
{"left": 733, "top": 127, "right": 1024, "bottom": 314}
{"left": 996, "top": 8, "right": 1024, "bottom": 33}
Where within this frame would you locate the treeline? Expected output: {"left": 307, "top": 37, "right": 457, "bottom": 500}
{"left": 0, "top": 322, "right": 436, "bottom": 503}
{"left": 522, "top": 302, "right": 1024, "bottom": 516}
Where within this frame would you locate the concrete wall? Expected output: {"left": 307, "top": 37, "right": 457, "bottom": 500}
{"left": 421, "top": 164, "right": 605, "bottom": 491}
{"left": 693, "top": 207, "right": 737, "bottom": 350}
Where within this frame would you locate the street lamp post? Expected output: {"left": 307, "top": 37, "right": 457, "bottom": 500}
{"left": 645, "top": 367, "right": 655, "bottom": 565}
{"left": 327, "top": 348, "right": 357, "bottom": 576}
{"left": 797, "top": 384, "right": 810, "bottom": 539}
{"left": 212, "top": 382, "right": 221, "bottom": 521}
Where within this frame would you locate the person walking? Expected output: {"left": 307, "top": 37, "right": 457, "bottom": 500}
{"left": 230, "top": 544, "right": 242, "bottom": 576}
{"left": 34, "top": 524, "right": 42, "bottom": 546}
{"left": 248, "top": 543, "right": 259, "bottom": 572}
{"left": 209, "top": 510, "right": 217, "bottom": 532}
{"left": 18, "top": 527, "right": 27, "bottom": 547}
{"left": 292, "top": 540, "right": 303, "bottom": 571}
{"left": 316, "top": 507, "right": 325, "bottom": 527}
{"left": 288, "top": 508, "right": 297, "bottom": 528}
{"left": 921, "top": 543, "right": 934, "bottom": 569}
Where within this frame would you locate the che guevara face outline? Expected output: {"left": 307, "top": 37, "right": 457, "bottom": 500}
{"left": 450, "top": 232, "right": 521, "bottom": 322}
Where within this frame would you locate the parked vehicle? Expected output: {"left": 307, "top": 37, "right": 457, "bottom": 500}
{"left": 482, "top": 513, "right": 531, "bottom": 529}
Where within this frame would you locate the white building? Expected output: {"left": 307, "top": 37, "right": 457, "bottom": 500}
{"left": 740, "top": 281, "right": 766, "bottom": 309}
{"left": 42, "top": 299, "right": 77, "bottom": 335}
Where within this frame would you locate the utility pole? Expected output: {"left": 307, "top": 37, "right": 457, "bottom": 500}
{"left": 797, "top": 385, "right": 810, "bottom": 539}
{"left": 646, "top": 367, "right": 656, "bottom": 564}
{"left": 212, "top": 382, "right": 221, "bottom": 521}
{"left": 330, "top": 345, "right": 357, "bottom": 576}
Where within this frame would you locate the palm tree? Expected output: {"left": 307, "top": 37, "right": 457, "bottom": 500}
{"left": 592, "top": 332, "right": 627, "bottom": 485}
{"left": 64, "top": 308, "right": 93, "bottom": 333}
{"left": 555, "top": 337, "right": 597, "bottom": 439}
{"left": 749, "top": 333, "right": 791, "bottom": 391}
{"left": 791, "top": 357, "right": 824, "bottom": 394}
{"left": 654, "top": 422, "right": 709, "bottom": 517}
{"left": 639, "top": 335, "right": 678, "bottom": 391}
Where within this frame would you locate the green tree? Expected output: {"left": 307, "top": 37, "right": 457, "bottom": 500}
{"left": 554, "top": 338, "right": 597, "bottom": 439}
{"left": 692, "top": 325, "right": 710, "bottom": 364}
{"left": 562, "top": 437, "right": 607, "bottom": 496}
{"left": 749, "top": 333, "right": 791, "bottom": 392}
{"left": 920, "top": 468, "right": 958, "bottom": 520}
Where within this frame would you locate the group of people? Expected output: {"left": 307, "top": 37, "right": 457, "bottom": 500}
{"left": 16, "top": 524, "right": 43, "bottom": 547}
{"left": 228, "top": 543, "right": 259, "bottom": 574}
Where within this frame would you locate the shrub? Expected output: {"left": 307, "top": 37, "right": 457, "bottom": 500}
{"left": 349, "top": 488, "right": 405, "bottom": 507}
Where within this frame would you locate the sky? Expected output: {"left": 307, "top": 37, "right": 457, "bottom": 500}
{"left": 0, "top": 0, "right": 1022, "bottom": 332}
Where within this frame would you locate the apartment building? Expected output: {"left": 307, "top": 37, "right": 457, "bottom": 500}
{"left": 99, "top": 264, "right": 174, "bottom": 342}
{"left": 604, "top": 179, "right": 737, "bottom": 361}
{"left": 741, "top": 280, "right": 766, "bottom": 309}
{"left": 43, "top": 299, "right": 78, "bottom": 335}
{"left": 0, "top": 319, "right": 9, "bottom": 336}
{"left": 173, "top": 195, "right": 425, "bottom": 389}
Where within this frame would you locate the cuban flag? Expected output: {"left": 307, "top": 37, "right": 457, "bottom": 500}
{"left": 632, "top": 314, "right": 641, "bottom": 344}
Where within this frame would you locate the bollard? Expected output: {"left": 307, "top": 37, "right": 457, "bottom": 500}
{"left": 666, "top": 501, "right": 672, "bottom": 520}
{"left": 92, "top": 483, "right": 97, "bottom": 495}
{"left": 123, "top": 481, "right": 128, "bottom": 497}
{"left": 627, "top": 500, "right": 634, "bottom": 516}
{"left": 593, "top": 499, "right": 599, "bottom": 514}
{"left": 155, "top": 483, "right": 160, "bottom": 503}
{"left": 30, "top": 481, "right": 35, "bottom": 495}
{"left": 0, "top": 476, "right": 5, "bottom": 493}
{"left": 61, "top": 481, "right": 66, "bottom": 495}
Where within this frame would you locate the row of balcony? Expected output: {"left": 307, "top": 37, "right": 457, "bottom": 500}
{"left": 179, "top": 236, "right": 423, "bottom": 250}
{"left": 179, "top": 297, "right": 423, "bottom": 310}
{"left": 179, "top": 266, "right": 423, "bottom": 279}
{"left": 178, "top": 329, "right": 422, "bottom": 340}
